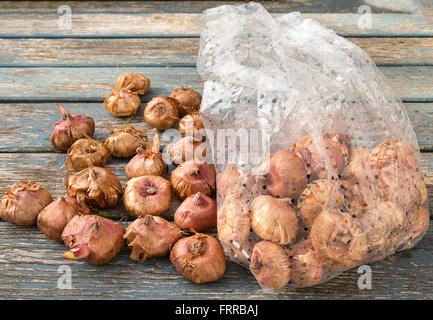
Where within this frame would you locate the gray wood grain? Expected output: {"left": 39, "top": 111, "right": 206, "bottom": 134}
{"left": 0, "top": 219, "right": 431, "bottom": 299}
{"left": 0, "top": 13, "right": 431, "bottom": 37}
{"left": 0, "top": 152, "right": 432, "bottom": 220}
{"left": 0, "top": 1, "right": 421, "bottom": 14}
{"left": 0, "top": 37, "right": 431, "bottom": 67}
{"left": 0, "top": 66, "right": 431, "bottom": 102}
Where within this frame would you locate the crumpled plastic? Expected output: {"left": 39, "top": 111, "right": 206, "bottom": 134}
{"left": 196, "top": 2, "right": 429, "bottom": 290}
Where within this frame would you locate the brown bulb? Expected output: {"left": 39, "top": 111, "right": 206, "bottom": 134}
{"left": 104, "top": 88, "right": 141, "bottom": 117}
{"left": 62, "top": 215, "right": 125, "bottom": 265}
{"left": 50, "top": 104, "right": 95, "bottom": 152}
{"left": 37, "top": 196, "right": 90, "bottom": 241}
{"left": 170, "top": 233, "right": 226, "bottom": 284}
{"left": 0, "top": 181, "right": 52, "bottom": 226}
{"left": 286, "top": 240, "right": 323, "bottom": 288}
{"left": 124, "top": 215, "right": 182, "bottom": 262}
{"left": 115, "top": 72, "right": 150, "bottom": 95}
{"left": 104, "top": 125, "right": 147, "bottom": 158}
{"left": 174, "top": 192, "right": 217, "bottom": 232}
{"left": 169, "top": 87, "right": 201, "bottom": 116}
{"left": 125, "top": 133, "right": 166, "bottom": 179}
{"left": 310, "top": 209, "right": 368, "bottom": 270}
{"left": 251, "top": 195, "right": 298, "bottom": 245}
{"left": 67, "top": 167, "right": 122, "bottom": 210}
{"left": 266, "top": 149, "right": 307, "bottom": 199}
{"left": 144, "top": 96, "right": 179, "bottom": 130}
{"left": 297, "top": 179, "right": 344, "bottom": 227}
{"left": 123, "top": 175, "right": 171, "bottom": 217}
{"left": 66, "top": 138, "right": 110, "bottom": 171}
{"left": 171, "top": 160, "right": 216, "bottom": 199}
{"left": 250, "top": 241, "right": 291, "bottom": 289}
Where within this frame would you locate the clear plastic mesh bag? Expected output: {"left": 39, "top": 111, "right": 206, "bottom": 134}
{"left": 197, "top": 2, "right": 429, "bottom": 289}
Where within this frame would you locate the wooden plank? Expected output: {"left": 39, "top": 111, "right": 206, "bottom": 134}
{"left": 0, "top": 38, "right": 199, "bottom": 67}
{"left": 0, "top": 1, "right": 421, "bottom": 14}
{"left": 406, "top": 103, "right": 433, "bottom": 151}
{"left": 350, "top": 37, "right": 433, "bottom": 66}
{"left": 0, "top": 66, "right": 431, "bottom": 102}
{"left": 0, "top": 67, "right": 200, "bottom": 102}
{"left": 0, "top": 219, "right": 431, "bottom": 299}
{"left": 0, "top": 102, "right": 432, "bottom": 153}
{"left": 0, "top": 152, "right": 432, "bottom": 220}
{"left": 0, "top": 37, "right": 432, "bottom": 67}
{"left": 0, "top": 13, "right": 431, "bottom": 37}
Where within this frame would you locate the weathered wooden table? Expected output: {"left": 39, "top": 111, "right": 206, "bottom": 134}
{"left": 0, "top": 1, "right": 432, "bottom": 299}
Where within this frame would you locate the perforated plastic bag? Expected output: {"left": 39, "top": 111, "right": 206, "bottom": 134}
{"left": 197, "top": 2, "right": 429, "bottom": 289}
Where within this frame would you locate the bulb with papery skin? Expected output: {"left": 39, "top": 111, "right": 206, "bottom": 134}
{"left": 217, "top": 164, "right": 261, "bottom": 200}
{"left": 217, "top": 197, "right": 252, "bottom": 269}
{"left": 217, "top": 195, "right": 251, "bottom": 246}
{"left": 37, "top": 196, "right": 90, "bottom": 241}
{"left": 286, "top": 240, "right": 323, "bottom": 288}
{"left": 144, "top": 96, "right": 179, "bottom": 130}
{"left": 62, "top": 215, "right": 125, "bottom": 265}
{"left": 310, "top": 209, "right": 368, "bottom": 270}
{"left": 292, "top": 132, "right": 349, "bottom": 179}
{"left": 0, "top": 181, "right": 52, "bottom": 226}
{"left": 174, "top": 192, "right": 217, "bottom": 232}
{"left": 50, "top": 104, "right": 95, "bottom": 152}
{"left": 66, "top": 138, "right": 110, "bottom": 171}
{"left": 104, "top": 125, "right": 147, "bottom": 158}
{"left": 124, "top": 214, "right": 182, "bottom": 262}
{"left": 343, "top": 180, "right": 378, "bottom": 218}
{"left": 169, "top": 87, "right": 202, "bottom": 116}
{"left": 343, "top": 145, "right": 380, "bottom": 186}
{"left": 171, "top": 160, "right": 216, "bottom": 199}
{"left": 297, "top": 179, "right": 344, "bottom": 228}
{"left": 265, "top": 149, "right": 307, "bottom": 199}
{"left": 104, "top": 88, "right": 141, "bottom": 117}
{"left": 251, "top": 195, "right": 298, "bottom": 245}
{"left": 170, "top": 233, "right": 226, "bottom": 284}
{"left": 123, "top": 175, "right": 171, "bottom": 217}
{"left": 125, "top": 133, "right": 166, "bottom": 179}
{"left": 178, "top": 113, "right": 205, "bottom": 140}
{"left": 360, "top": 201, "right": 406, "bottom": 259}
{"left": 115, "top": 72, "right": 150, "bottom": 95}
{"left": 250, "top": 241, "right": 291, "bottom": 289}
{"left": 368, "top": 139, "right": 414, "bottom": 169}
{"left": 67, "top": 167, "right": 122, "bottom": 210}
{"left": 378, "top": 164, "right": 427, "bottom": 212}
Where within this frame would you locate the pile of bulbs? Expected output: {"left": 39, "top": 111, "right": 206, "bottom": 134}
{"left": 216, "top": 133, "right": 429, "bottom": 288}
{"left": 0, "top": 73, "right": 225, "bottom": 284}
{"left": 0, "top": 72, "right": 429, "bottom": 289}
